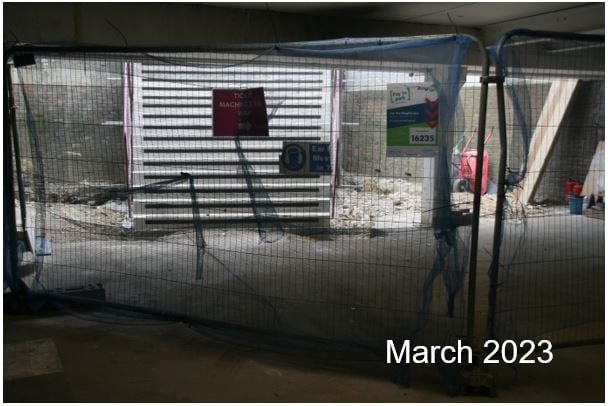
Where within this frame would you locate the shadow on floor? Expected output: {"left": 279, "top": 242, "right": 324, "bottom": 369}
{"left": 3, "top": 310, "right": 605, "bottom": 402}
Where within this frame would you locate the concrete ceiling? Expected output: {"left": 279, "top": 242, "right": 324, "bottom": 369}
{"left": 206, "top": 2, "right": 605, "bottom": 42}
{"left": 4, "top": 2, "right": 604, "bottom": 46}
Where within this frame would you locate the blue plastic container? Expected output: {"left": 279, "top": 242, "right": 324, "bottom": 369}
{"left": 569, "top": 195, "right": 584, "bottom": 215}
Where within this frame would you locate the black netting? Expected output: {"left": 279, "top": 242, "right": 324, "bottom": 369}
{"left": 8, "top": 32, "right": 605, "bottom": 393}
{"left": 488, "top": 30, "right": 605, "bottom": 345}
{"left": 8, "top": 37, "right": 484, "bottom": 339}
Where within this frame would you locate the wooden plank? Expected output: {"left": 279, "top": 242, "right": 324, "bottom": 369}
{"left": 137, "top": 144, "right": 284, "bottom": 152}
{"left": 141, "top": 80, "right": 324, "bottom": 90}
{"left": 141, "top": 130, "right": 323, "bottom": 139}
{"left": 136, "top": 212, "right": 331, "bottom": 221}
{"left": 141, "top": 88, "right": 324, "bottom": 97}
{"left": 581, "top": 141, "right": 604, "bottom": 197}
{"left": 139, "top": 135, "right": 323, "bottom": 142}
{"left": 142, "top": 65, "right": 326, "bottom": 75}
{"left": 123, "top": 63, "right": 133, "bottom": 190}
{"left": 143, "top": 89, "right": 323, "bottom": 101}
{"left": 135, "top": 196, "right": 330, "bottom": 204}
{"left": 138, "top": 156, "right": 280, "bottom": 164}
{"left": 131, "top": 63, "right": 145, "bottom": 184}
{"left": 140, "top": 117, "right": 323, "bottom": 127}
{"left": 330, "top": 69, "right": 342, "bottom": 217}
{"left": 584, "top": 208, "right": 605, "bottom": 220}
{"left": 131, "top": 63, "right": 147, "bottom": 229}
{"left": 515, "top": 79, "right": 580, "bottom": 204}
{"left": 141, "top": 73, "right": 325, "bottom": 82}
{"left": 142, "top": 107, "right": 323, "bottom": 116}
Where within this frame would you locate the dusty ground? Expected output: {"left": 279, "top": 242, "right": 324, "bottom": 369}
{"left": 8, "top": 184, "right": 604, "bottom": 401}
{"left": 26, "top": 225, "right": 469, "bottom": 348}
{"left": 19, "top": 215, "right": 604, "bottom": 332}
{"left": 18, "top": 187, "right": 604, "bottom": 346}
{"left": 28, "top": 176, "right": 566, "bottom": 244}
{"left": 333, "top": 176, "right": 566, "bottom": 229}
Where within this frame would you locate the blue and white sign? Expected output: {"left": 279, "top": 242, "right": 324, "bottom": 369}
{"left": 309, "top": 143, "right": 331, "bottom": 173}
{"left": 280, "top": 142, "right": 331, "bottom": 175}
{"left": 282, "top": 143, "right": 306, "bottom": 171}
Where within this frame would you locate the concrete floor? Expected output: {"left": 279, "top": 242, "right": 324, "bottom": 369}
{"left": 4, "top": 214, "right": 605, "bottom": 401}
{"left": 3, "top": 313, "right": 604, "bottom": 402}
{"left": 29, "top": 224, "right": 471, "bottom": 348}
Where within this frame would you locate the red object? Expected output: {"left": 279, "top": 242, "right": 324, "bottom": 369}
{"left": 459, "top": 150, "right": 489, "bottom": 195}
{"left": 565, "top": 179, "right": 583, "bottom": 203}
{"left": 565, "top": 179, "right": 575, "bottom": 193}
{"left": 212, "top": 88, "right": 269, "bottom": 136}
{"left": 456, "top": 127, "right": 493, "bottom": 195}
{"left": 565, "top": 179, "right": 575, "bottom": 203}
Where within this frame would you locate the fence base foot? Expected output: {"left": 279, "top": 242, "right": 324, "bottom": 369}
{"left": 461, "top": 365, "right": 496, "bottom": 397}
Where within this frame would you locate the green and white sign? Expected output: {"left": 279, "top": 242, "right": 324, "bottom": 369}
{"left": 386, "top": 82, "right": 439, "bottom": 157}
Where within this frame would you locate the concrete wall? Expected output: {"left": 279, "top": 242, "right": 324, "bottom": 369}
{"left": 459, "top": 82, "right": 552, "bottom": 183}
{"left": 459, "top": 79, "right": 604, "bottom": 203}
{"left": 12, "top": 54, "right": 601, "bottom": 205}
{"left": 2, "top": 2, "right": 475, "bottom": 200}
{"left": 11, "top": 58, "right": 125, "bottom": 201}
{"left": 534, "top": 81, "right": 604, "bottom": 203}
{"left": 342, "top": 79, "right": 603, "bottom": 204}
{"left": 6, "top": 4, "right": 602, "bottom": 204}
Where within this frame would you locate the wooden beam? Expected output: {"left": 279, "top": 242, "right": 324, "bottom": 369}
{"left": 515, "top": 79, "right": 580, "bottom": 204}
{"left": 581, "top": 140, "right": 604, "bottom": 197}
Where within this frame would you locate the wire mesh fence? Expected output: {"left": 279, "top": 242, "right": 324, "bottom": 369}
{"left": 6, "top": 37, "right": 489, "bottom": 361}
{"left": 488, "top": 30, "right": 605, "bottom": 346}
{"left": 4, "top": 30, "right": 605, "bottom": 392}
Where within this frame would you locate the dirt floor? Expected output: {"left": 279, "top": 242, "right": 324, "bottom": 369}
{"left": 30, "top": 180, "right": 567, "bottom": 241}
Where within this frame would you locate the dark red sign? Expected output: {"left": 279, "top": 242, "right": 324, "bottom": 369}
{"left": 212, "top": 88, "right": 269, "bottom": 136}
{"left": 424, "top": 97, "right": 439, "bottom": 129}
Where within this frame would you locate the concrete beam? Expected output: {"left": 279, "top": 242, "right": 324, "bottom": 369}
{"left": 481, "top": 3, "right": 605, "bottom": 45}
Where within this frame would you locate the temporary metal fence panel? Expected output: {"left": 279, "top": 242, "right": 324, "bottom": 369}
{"left": 6, "top": 30, "right": 605, "bottom": 392}
{"left": 6, "top": 36, "right": 490, "bottom": 360}
{"left": 488, "top": 30, "right": 605, "bottom": 346}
